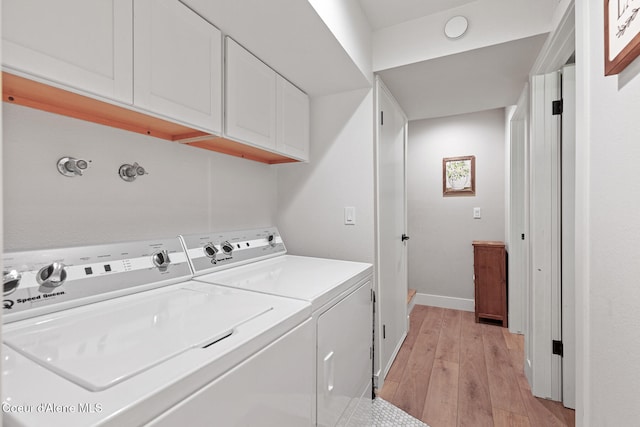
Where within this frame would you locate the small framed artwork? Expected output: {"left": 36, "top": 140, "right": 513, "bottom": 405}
{"left": 605, "top": 0, "right": 640, "bottom": 75}
{"left": 443, "top": 155, "right": 475, "bottom": 197}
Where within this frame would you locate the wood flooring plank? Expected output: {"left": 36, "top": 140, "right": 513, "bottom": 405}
{"left": 502, "top": 328, "right": 525, "bottom": 352}
{"left": 391, "top": 306, "right": 443, "bottom": 420}
{"left": 435, "top": 308, "right": 462, "bottom": 363}
{"left": 457, "top": 311, "right": 494, "bottom": 427}
{"left": 421, "top": 358, "right": 459, "bottom": 427}
{"left": 492, "top": 408, "right": 531, "bottom": 427}
{"left": 536, "top": 398, "right": 576, "bottom": 426}
{"left": 377, "top": 379, "right": 399, "bottom": 402}
{"left": 386, "top": 304, "right": 428, "bottom": 382}
{"left": 482, "top": 324, "right": 527, "bottom": 415}
{"left": 520, "top": 393, "right": 567, "bottom": 427}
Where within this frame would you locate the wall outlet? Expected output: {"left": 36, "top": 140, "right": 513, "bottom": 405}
{"left": 473, "top": 207, "right": 481, "bottom": 219}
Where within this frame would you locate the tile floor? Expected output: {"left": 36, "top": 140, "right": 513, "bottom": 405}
{"left": 372, "top": 398, "right": 430, "bottom": 427}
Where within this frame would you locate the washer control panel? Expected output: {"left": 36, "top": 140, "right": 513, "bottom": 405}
{"left": 181, "top": 227, "right": 286, "bottom": 275}
{"left": 2, "top": 238, "right": 191, "bottom": 323}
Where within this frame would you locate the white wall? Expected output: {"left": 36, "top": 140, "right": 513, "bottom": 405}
{"left": 407, "top": 109, "right": 506, "bottom": 304}
{"left": 276, "top": 88, "right": 375, "bottom": 263}
{"left": 576, "top": 1, "right": 640, "bottom": 425}
{"left": 2, "top": 104, "right": 278, "bottom": 251}
{"left": 306, "top": 0, "right": 373, "bottom": 85}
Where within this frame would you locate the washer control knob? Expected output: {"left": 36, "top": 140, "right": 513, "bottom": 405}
{"left": 267, "top": 233, "right": 277, "bottom": 247}
{"left": 203, "top": 243, "right": 219, "bottom": 258}
{"left": 37, "top": 262, "right": 67, "bottom": 287}
{"left": 152, "top": 250, "right": 171, "bottom": 270}
{"left": 3, "top": 270, "right": 22, "bottom": 296}
{"left": 221, "top": 241, "right": 234, "bottom": 255}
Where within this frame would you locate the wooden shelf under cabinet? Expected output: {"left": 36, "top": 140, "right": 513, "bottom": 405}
{"left": 1, "top": 72, "right": 298, "bottom": 165}
{"left": 472, "top": 241, "right": 507, "bottom": 327}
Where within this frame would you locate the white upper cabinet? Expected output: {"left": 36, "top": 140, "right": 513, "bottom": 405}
{"left": 277, "top": 75, "right": 310, "bottom": 161}
{"left": 2, "top": 0, "right": 134, "bottom": 103}
{"left": 134, "top": 0, "right": 222, "bottom": 133}
{"left": 226, "top": 37, "right": 309, "bottom": 161}
{"left": 225, "top": 37, "right": 277, "bottom": 151}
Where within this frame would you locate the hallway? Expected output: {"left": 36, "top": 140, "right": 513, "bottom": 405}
{"left": 378, "top": 305, "right": 575, "bottom": 426}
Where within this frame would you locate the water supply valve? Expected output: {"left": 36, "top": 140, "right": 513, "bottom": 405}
{"left": 119, "top": 162, "right": 147, "bottom": 182}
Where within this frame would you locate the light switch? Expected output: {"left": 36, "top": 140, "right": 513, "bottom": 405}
{"left": 344, "top": 207, "right": 356, "bottom": 225}
{"left": 473, "top": 207, "right": 481, "bottom": 219}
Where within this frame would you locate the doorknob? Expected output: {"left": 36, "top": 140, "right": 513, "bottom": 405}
{"left": 401, "top": 234, "right": 410, "bottom": 242}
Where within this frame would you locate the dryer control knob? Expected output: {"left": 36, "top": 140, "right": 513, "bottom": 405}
{"left": 203, "top": 243, "right": 219, "bottom": 258}
{"left": 267, "top": 233, "right": 277, "bottom": 247}
{"left": 3, "top": 270, "right": 22, "bottom": 295}
{"left": 152, "top": 250, "right": 171, "bottom": 271}
{"left": 37, "top": 262, "right": 67, "bottom": 287}
{"left": 221, "top": 241, "right": 234, "bottom": 255}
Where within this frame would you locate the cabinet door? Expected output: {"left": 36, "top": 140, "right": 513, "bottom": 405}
{"left": 277, "top": 75, "right": 310, "bottom": 161}
{"left": 2, "top": 0, "right": 133, "bottom": 103}
{"left": 225, "top": 37, "right": 277, "bottom": 150}
{"left": 134, "top": 0, "right": 222, "bottom": 133}
{"left": 317, "top": 281, "right": 372, "bottom": 427}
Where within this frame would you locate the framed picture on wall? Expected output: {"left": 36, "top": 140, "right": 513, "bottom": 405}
{"left": 443, "top": 155, "right": 475, "bottom": 197}
{"left": 605, "top": 0, "right": 640, "bottom": 75}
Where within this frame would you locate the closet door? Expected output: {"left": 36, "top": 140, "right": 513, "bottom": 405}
{"left": 134, "top": 0, "right": 222, "bottom": 132}
{"left": 225, "top": 37, "right": 277, "bottom": 151}
{"left": 2, "top": 0, "right": 133, "bottom": 103}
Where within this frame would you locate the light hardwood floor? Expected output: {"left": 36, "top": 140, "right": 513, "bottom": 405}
{"left": 377, "top": 305, "right": 575, "bottom": 427}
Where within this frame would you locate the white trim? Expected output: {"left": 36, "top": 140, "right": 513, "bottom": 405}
{"left": 407, "top": 295, "right": 416, "bottom": 315}
{"left": 530, "top": 2, "right": 575, "bottom": 75}
{"left": 413, "top": 293, "right": 474, "bottom": 312}
{"left": 574, "top": 0, "right": 590, "bottom": 423}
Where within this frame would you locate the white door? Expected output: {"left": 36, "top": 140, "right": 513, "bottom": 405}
{"left": 375, "top": 77, "right": 408, "bottom": 383}
{"left": 2, "top": 0, "right": 133, "bottom": 103}
{"left": 134, "top": 0, "right": 222, "bottom": 133}
{"left": 528, "top": 66, "right": 575, "bottom": 408}
{"left": 225, "top": 37, "right": 277, "bottom": 150}
{"left": 276, "top": 75, "right": 310, "bottom": 161}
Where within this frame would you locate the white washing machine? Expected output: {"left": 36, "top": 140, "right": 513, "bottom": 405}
{"left": 2, "top": 237, "right": 314, "bottom": 427}
{"left": 180, "top": 227, "right": 374, "bottom": 427}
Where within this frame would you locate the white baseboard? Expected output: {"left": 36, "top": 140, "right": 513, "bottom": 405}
{"left": 414, "top": 293, "right": 474, "bottom": 312}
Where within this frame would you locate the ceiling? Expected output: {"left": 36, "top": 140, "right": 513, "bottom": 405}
{"left": 377, "top": 34, "right": 547, "bottom": 120}
{"left": 359, "top": 0, "right": 476, "bottom": 31}
{"left": 359, "top": 0, "right": 556, "bottom": 120}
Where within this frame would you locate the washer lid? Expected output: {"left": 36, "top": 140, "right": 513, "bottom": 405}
{"left": 2, "top": 282, "right": 273, "bottom": 391}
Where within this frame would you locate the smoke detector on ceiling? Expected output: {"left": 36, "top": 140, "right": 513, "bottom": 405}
{"left": 444, "top": 16, "right": 468, "bottom": 40}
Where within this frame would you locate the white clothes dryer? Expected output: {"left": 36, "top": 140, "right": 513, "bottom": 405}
{"left": 180, "top": 227, "right": 374, "bottom": 427}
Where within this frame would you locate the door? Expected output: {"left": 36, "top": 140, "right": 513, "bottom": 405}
{"left": 134, "top": 0, "right": 222, "bottom": 133}
{"left": 225, "top": 37, "right": 277, "bottom": 150}
{"left": 375, "top": 77, "right": 408, "bottom": 383}
{"left": 2, "top": 0, "right": 133, "bottom": 103}
{"left": 528, "top": 65, "right": 575, "bottom": 408}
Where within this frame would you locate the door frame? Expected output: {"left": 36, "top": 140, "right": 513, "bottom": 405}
{"left": 525, "top": 1, "right": 576, "bottom": 406}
